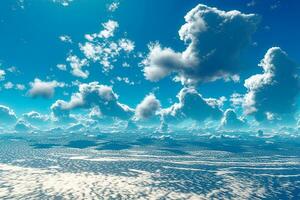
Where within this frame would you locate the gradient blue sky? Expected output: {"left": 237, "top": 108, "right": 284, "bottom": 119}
{"left": 0, "top": 0, "right": 299, "bottom": 130}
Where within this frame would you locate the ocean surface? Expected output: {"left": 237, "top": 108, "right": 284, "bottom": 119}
{"left": 0, "top": 131, "right": 300, "bottom": 199}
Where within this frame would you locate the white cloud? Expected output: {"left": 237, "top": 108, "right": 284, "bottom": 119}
{"left": 0, "top": 69, "right": 5, "bottom": 81}
{"left": 66, "top": 123, "right": 86, "bottom": 132}
{"left": 0, "top": 105, "right": 17, "bottom": 125}
{"left": 2, "top": 82, "right": 26, "bottom": 91}
{"left": 206, "top": 96, "right": 227, "bottom": 108}
{"left": 16, "top": 84, "right": 26, "bottom": 90}
{"left": 135, "top": 93, "right": 161, "bottom": 120}
{"left": 244, "top": 47, "right": 299, "bottom": 123}
{"left": 118, "top": 39, "right": 135, "bottom": 52}
{"left": 230, "top": 93, "right": 244, "bottom": 108}
{"left": 14, "top": 120, "right": 33, "bottom": 132}
{"left": 79, "top": 42, "right": 101, "bottom": 61}
{"left": 221, "top": 109, "right": 247, "bottom": 129}
{"left": 6, "top": 66, "right": 18, "bottom": 73}
{"left": 22, "top": 111, "right": 49, "bottom": 127}
{"left": 57, "top": 64, "right": 67, "bottom": 71}
{"left": 28, "top": 78, "right": 64, "bottom": 99}
{"left": 247, "top": 0, "right": 256, "bottom": 7}
{"left": 52, "top": 0, "right": 73, "bottom": 7}
{"left": 4, "top": 82, "right": 14, "bottom": 89}
{"left": 122, "top": 62, "right": 130, "bottom": 68}
{"left": 51, "top": 82, "right": 134, "bottom": 121}
{"left": 142, "top": 4, "right": 259, "bottom": 85}
{"left": 143, "top": 43, "right": 183, "bottom": 82}
{"left": 99, "top": 20, "right": 119, "bottom": 39}
{"left": 59, "top": 35, "right": 72, "bottom": 43}
{"left": 108, "top": 2, "right": 119, "bottom": 12}
{"left": 89, "top": 106, "right": 102, "bottom": 120}
{"left": 116, "top": 77, "right": 134, "bottom": 85}
{"left": 162, "top": 87, "right": 222, "bottom": 123}
{"left": 79, "top": 38, "right": 135, "bottom": 72}
{"left": 158, "top": 121, "right": 169, "bottom": 133}
{"left": 51, "top": 100, "right": 74, "bottom": 122}
{"left": 66, "top": 55, "right": 89, "bottom": 78}
{"left": 65, "top": 18, "right": 135, "bottom": 75}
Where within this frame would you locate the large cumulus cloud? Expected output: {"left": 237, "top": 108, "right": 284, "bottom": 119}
{"left": 221, "top": 109, "right": 247, "bottom": 129}
{"left": 51, "top": 82, "right": 134, "bottom": 121}
{"left": 51, "top": 100, "right": 74, "bottom": 122}
{"left": 162, "top": 87, "right": 222, "bottom": 123}
{"left": 244, "top": 47, "right": 299, "bottom": 122}
{"left": 135, "top": 93, "right": 161, "bottom": 120}
{"left": 143, "top": 4, "right": 259, "bottom": 84}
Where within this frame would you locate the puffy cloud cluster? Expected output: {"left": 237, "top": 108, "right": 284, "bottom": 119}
{"left": 3, "top": 82, "right": 26, "bottom": 91}
{"left": 48, "top": 86, "right": 227, "bottom": 129}
{"left": 143, "top": 4, "right": 259, "bottom": 85}
{"left": 66, "top": 20, "right": 135, "bottom": 76}
{"left": 2, "top": 4, "right": 298, "bottom": 131}
{"left": 244, "top": 47, "right": 299, "bottom": 122}
{"left": 79, "top": 38, "right": 135, "bottom": 72}
{"left": 221, "top": 109, "right": 247, "bottom": 129}
{"left": 0, "top": 107, "right": 50, "bottom": 130}
{"left": 28, "top": 78, "right": 64, "bottom": 99}
{"left": 162, "top": 87, "right": 222, "bottom": 123}
{"left": 135, "top": 94, "right": 161, "bottom": 120}
{"left": 99, "top": 20, "right": 119, "bottom": 39}
{"left": 51, "top": 82, "right": 134, "bottom": 121}
{"left": 0, "top": 105, "right": 17, "bottom": 125}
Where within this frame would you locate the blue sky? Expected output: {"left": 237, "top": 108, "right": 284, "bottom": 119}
{"left": 0, "top": 0, "right": 299, "bottom": 131}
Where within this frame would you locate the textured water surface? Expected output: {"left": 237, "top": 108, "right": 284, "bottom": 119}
{"left": 0, "top": 132, "right": 300, "bottom": 199}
